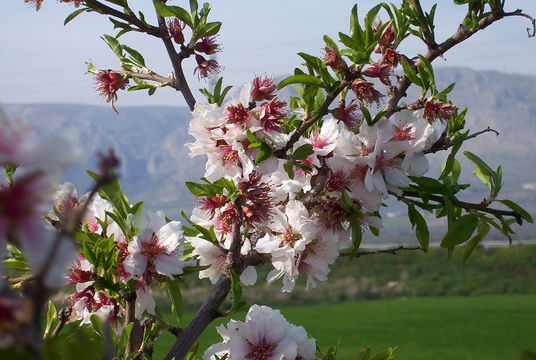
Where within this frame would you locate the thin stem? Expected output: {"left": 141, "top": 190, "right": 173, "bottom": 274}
{"left": 341, "top": 246, "right": 424, "bottom": 257}
{"left": 85, "top": 0, "right": 162, "bottom": 37}
{"left": 155, "top": 2, "right": 197, "bottom": 111}
{"left": 424, "top": 126, "right": 499, "bottom": 154}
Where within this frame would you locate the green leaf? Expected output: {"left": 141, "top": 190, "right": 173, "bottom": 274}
{"left": 101, "top": 34, "right": 123, "bottom": 58}
{"left": 291, "top": 144, "right": 314, "bottom": 161}
{"left": 44, "top": 301, "right": 58, "bottom": 338}
{"left": 498, "top": 200, "right": 534, "bottom": 223}
{"left": 277, "top": 75, "right": 325, "bottom": 90}
{"left": 255, "top": 142, "right": 273, "bottom": 164}
{"left": 464, "top": 151, "right": 495, "bottom": 190}
{"left": 341, "top": 190, "right": 357, "bottom": 216}
{"left": 408, "top": 205, "right": 429, "bottom": 251}
{"left": 440, "top": 213, "right": 479, "bottom": 248}
{"left": 349, "top": 222, "right": 363, "bottom": 259}
{"left": 185, "top": 181, "right": 212, "bottom": 197}
{"left": 153, "top": 1, "right": 193, "bottom": 27}
{"left": 122, "top": 45, "right": 145, "bottom": 67}
{"left": 283, "top": 161, "right": 295, "bottom": 179}
{"left": 462, "top": 222, "right": 490, "bottom": 264}
{"left": 229, "top": 269, "right": 245, "bottom": 312}
{"left": 400, "top": 57, "right": 423, "bottom": 87}
{"left": 166, "top": 279, "right": 183, "bottom": 323}
{"left": 64, "top": 8, "right": 87, "bottom": 25}
{"left": 199, "top": 21, "right": 221, "bottom": 37}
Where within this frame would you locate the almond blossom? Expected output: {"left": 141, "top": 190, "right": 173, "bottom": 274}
{"left": 204, "top": 305, "right": 316, "bottom": 360}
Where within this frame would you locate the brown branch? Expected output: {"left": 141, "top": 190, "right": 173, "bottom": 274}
{"left": 51, "top": 307, "right": 72, "bottom": 338}
{"left": 121, "top": 70, "right": 174, "bottom": 86}
{"left": 163, "top": 276, "right": 231, "bottom": 360}
{"left": 409, "top": 0, "right": 437, "bottom": 49}
{"left": 164, "top": 209, "right": 244, "bottom": 360}
{"left": 275, "top": 79, "right": 353, "bottom": 158}
{"left": 424, "top": 126, "right": 499, "bottom": 154}
{"left": 125, "top": 292, "right": 143, "bottom": 357}
{"left": 503, "top": 9, "right": 536, "bottom": 37}
{"left": 84, "top": 0, "right": 162, "bottom": 37}
{"left": 341, "top": 246, "right": 424, "bottom": 257}
{"left": 155, "top": 1, "right": 197, "bottom": 111}
{"left": 400, "top": 190, "right": 522, "bottom": 223}
{"left": 384, "top": 8, "right": 525, "bottom": 117}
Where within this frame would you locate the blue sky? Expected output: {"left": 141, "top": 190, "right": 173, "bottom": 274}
{"left": 1, "top": 0, "right": 535, "bottom": 107}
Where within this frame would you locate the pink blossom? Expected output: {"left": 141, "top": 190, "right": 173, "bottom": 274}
{"left": 251, "top": 76, "right": 276, "bottom": 102}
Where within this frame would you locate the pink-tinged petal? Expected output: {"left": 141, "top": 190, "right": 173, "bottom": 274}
{"left": 148, "top": 211, "right": 167, "bottom": 232}
{"left": 75, "top": 281, "right": 95, "bottom": 292}
{"left": 240, "top": 266, "right": 257, "bottom": 286}
{"left": 157, "top": 221, "right": 183, "bottom": 252}
{"left": 123, "top": 252, "right": 148, "bottom": 277}
{"left": 155, "top": 254, "right": 186, "bottom": 278}
{"left": 135, "top": 285, "right": 155, "bottom": 319}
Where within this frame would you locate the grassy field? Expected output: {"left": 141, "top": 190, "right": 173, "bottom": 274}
{"left": 154, "top": 295, "right": 536, "bottom": 359}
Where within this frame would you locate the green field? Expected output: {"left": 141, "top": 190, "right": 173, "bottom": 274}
{"left": 154, "top": 295, "right": 536, "bottom": 359}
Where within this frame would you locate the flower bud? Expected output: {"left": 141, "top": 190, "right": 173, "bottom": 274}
{"left": 251, "top": 76, "right": 276, "bottom": 102}
{"left": 350, "top": 80, "right": 383, "bottom": 106}
{"left": 194, "top": 36, "right": 221, "bottom": 55}
{"left": 95, "top": 70, "right": 129, "bottom": 103}
{"left": 423, "top": 101, "right": 456, "bottom": 123}
{"left": 322, "top": 47, "right": 348, "bottom": 73}
{"left": 194, "top": 55, "right": 220, "bottom": 79}
{"left": 332, "top": 103, "right": 360, "bottom": 129}
{"left": 362, "top": 63, "right": 392, "bottom": 85}
{"left": 167, "top": 19, "right": 185, "bottom": 44}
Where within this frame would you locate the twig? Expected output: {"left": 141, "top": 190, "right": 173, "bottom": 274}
{"left": 424, "top": 126, "right": 499, "bottom": 154}
{"left": 51, "top": 307, "right": 72, "bottom": 338}
{"left": 125, "top": 292, "right": 143, "bottom": 357}
{"left": 400, "top": 190, "right": 522, "bottom": 223}
{"left": 503, "top": 9, "right": 536, "bottom": 37}
{"left": 275, "top": 79, "right": 353, "bottom": 158}
{"left": 383, "top": 8, "right": 525, "bottom": 117}
{"left": 164, "top": 208, "right": 244, "bottom": 360}
{"left": 155, "top": 1, "right": 197, "bottom": 111}
{"left": 85, "top": 0, "right": 162, "bottom": 37}
{"left": 120, "top": 70, "right": 174, "bottom": 87}
{"left": 341, "top": 246, "right": 424, "bottom": 257}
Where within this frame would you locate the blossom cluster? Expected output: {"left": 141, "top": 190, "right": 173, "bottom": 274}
{"left": 56, "top": 184, "right": 191, "bottom": 322}
{"left": 186, "top": 76, "right": 444, "bottom": 292}
{"left": 205, "top": 304, "right": 316, "bottom": 360}
{"left": 0, "top": 116, "right": 80, "bottom": 288}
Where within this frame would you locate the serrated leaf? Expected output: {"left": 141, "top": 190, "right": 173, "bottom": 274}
{"left": 498, "top": 199, "right": 533, "bottom": 223}
{"left": 349, "top": 222, "right": 363, "bottom": 260}
{"left": 462, "top": 222, "right": 490, "bottom": 264}
{"left": 277, "top": 75, "right": 325, "bottom": 90}
{"left": 101, "top": 34, "right": 123, "bottom": 58}
{"left": 64, "top": 8, "right": 86, "bottom": 25}
{"left": 153, "top": 1, "right": 193, "bottom": 27}
{"left": 229, "top": 269, "right": 243, "bottom": 311}
{"left": 291, "top": 144, "right": 314, "bottom": 161}
{"left": 400, "top": 57, "right": 423, "bottom": 87}
{"left": 166, "top": 279, "right": 183, "bottom": 322}
{"left": 440, "top": 213, "right": 478, "bottom": 248}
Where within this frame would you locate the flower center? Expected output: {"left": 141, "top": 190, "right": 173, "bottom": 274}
{"left": 283, "top": 228, "right": 302, "bottom": 246}
{"left": 141, "top": 233, "right": 166, "bottom": 258}
{"left": 245, "top": 339, "right": 277, "bottom": 360}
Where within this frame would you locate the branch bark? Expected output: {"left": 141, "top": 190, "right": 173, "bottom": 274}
{"left": 341, "top": 246, "right": 424, "bottom": 257}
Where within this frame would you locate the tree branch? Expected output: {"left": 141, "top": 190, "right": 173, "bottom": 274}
{"left": 384, "top": 9, "right": 519, "bottom": 116}
{"left": 341, "top": 246, "right": 424, "bottom": 257}
{"left": 424, "top": 126, "right": 499, "bottom": 154}
{"left": 85, "top": 0, "right": 162, "bottom": 37}
{"left": 275, "top": 79, "right": 353, "bottom": 158}
{"left": 503, "top": 9, "right": 536, "bottom": 37}
{"left": 155, "top": 2, "right": 197, "bottom": 111}
{"left": 164, "top": 209, "right": 244, "bottom": 359}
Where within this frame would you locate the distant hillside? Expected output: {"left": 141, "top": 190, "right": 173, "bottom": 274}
{"left": 4, "top": 67, "right": 536, "bottom": 239}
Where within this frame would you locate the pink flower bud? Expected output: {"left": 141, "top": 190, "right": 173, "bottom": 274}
{"left": 194, "top": 55, "right": 220, "bottom": 79}
{"left": 423, "top": 101, "right": 456, "bottom": 123}
{"left": 226, "top": 104, "right": 250, "bottom": 126}
{"left": 380, "top": 48, "right": 401, "bottom": 68}
{"left": 259, "top": 98, "right": 287, "bottom": 132}
{"left": 251, "top": 76, "right": 276, "bottom": 102}
{"left": 362, "top": 63, "right": 392, "bottom": 85}
{"left": 332, "top": 103, "right": 360, "bottom": 129}
{"left": 167, "top": 19, "right": 186, "bottom": 44}
{"left": 24, "top": 0, "right": 44, "bottom": 10}
{"left": 95, "top": 70, "right": 129, "bottom": 104}
{"left": 322, "top": 47, "right": 348, "bottom": 73}
{"left": 350, "top": 80, "right": 383, "bottom": 106}
{"left": 194, "top": 36, "right": 221, "bottom": 55}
